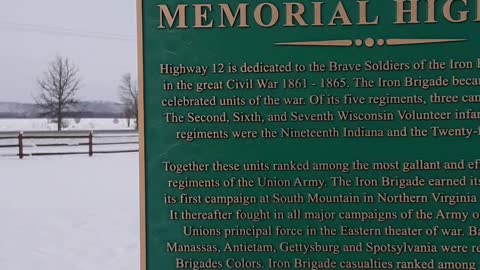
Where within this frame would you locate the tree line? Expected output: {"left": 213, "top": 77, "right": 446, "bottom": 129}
{"left": 35, "top": 55, "right": 138, "bottom": 131}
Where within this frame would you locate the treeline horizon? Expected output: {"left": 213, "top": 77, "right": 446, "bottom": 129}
{"left": 0, "top": 101, "right": 128, "bottom": 119}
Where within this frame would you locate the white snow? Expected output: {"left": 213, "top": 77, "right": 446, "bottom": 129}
{"left": 0, "top": 153, "right": 140, "bottom": 270}
{"left": 0, "top": 118, "right": 136, "bottom": 131}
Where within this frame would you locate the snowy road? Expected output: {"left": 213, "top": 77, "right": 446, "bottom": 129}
{"left": 0, "top": 153, "right": 139, "bottom": 270}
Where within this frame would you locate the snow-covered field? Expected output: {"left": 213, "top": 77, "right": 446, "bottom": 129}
{"left": 0, "top": 153, "right": 140, "bottom": 270}
{"left": 0, "top": 118, "right": 136, "bottom": 131}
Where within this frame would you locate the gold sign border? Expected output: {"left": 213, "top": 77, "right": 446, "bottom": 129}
{"left": 136, "top": 0, "right": 146, "bottom": 269}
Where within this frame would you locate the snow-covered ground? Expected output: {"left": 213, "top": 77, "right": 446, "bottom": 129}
{"left": 0, "top": 153, "right": 140, "bottom": 270}
{"left": 0, "top": 118, "right": 136, "bottom": 131}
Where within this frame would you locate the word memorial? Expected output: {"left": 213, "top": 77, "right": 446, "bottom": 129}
{"left": 139, "top": 0, "right": 480, "bottom": 269}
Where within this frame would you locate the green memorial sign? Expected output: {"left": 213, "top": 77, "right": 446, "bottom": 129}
{"left": 138, "top": 0, "right": 480, "bottom": 269}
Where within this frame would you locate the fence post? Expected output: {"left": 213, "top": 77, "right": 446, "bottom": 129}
{"left": 18, "top": 132, "right": 24, "bottom": 159}
{"left": 88, "top": 131, "right": 93, "bottom": 157}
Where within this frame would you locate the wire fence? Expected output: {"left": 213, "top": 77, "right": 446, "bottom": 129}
{"left": 0, "top": 130, "right": 139, "bottom": 159}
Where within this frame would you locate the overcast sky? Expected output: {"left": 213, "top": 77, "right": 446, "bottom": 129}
{"left": 0, "top": 0, "right": 137, "bottom": 103}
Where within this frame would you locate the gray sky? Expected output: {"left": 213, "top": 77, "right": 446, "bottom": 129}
{"left": 0, "top": 0, "right": 137, "bottom": 103}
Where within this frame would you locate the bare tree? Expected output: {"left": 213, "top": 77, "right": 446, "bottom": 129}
{"left": 35, "top": 56, "right": 81, "bottom": 131}
{"left": 118, "top": 73, "right": 138, "bottom": 129}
